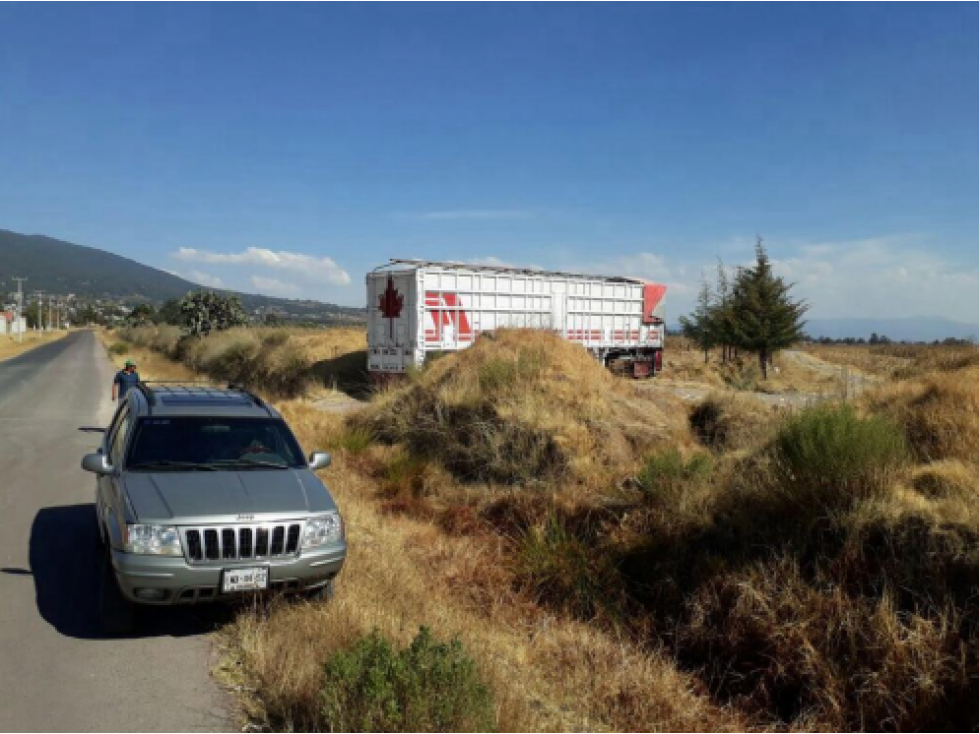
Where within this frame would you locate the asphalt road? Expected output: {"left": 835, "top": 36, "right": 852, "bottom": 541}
{"left": 0, "top": 332, "right": 229, "bottom": 732}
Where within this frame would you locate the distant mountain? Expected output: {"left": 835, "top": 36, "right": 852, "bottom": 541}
{"left": 0, "top": 229, "right": 364, "bottom": 323}
{"left": 805, "top": 316, "right": 979, "bottom": 343}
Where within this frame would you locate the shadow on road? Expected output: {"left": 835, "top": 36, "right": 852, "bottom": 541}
{"left": 26, "top": 504, "right": 233, "bottom": 640}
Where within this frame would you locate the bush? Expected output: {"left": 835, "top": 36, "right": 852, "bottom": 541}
{"left": 320, "top": 627, "right": 496, "bottom": 732}
{"left": 677, "top": 557, "right": 977, "bottom": 730}
{"left": 352, "top": 329, "right": 680, "bottom": 487}
{"left": 516, "top": 512, "right": 622, "bottom": 620}
{"left": 869, "top": 369, "right": 979, "bottom": 464}
{"left": 120, "top": 326, "right": 313, "bottom": 398}
{"left": 332, "top": 425, "right": 375, "bottom": 454}
{"left": 689, "top": 394, "right": 771, "bottom": 451}
{"left": 771, "top": 403, "right": 908, "bottom": 513}
{"left": 636, "top": 449, "right": 712, "bottom": 508}
{"left": 108, "top": 342, "right": 129, "bottom": 356}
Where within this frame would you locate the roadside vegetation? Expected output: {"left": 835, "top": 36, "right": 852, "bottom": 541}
{"left": 105, "top": 313, "right": 979, "bottom": 731}
{"left": 0, "top": 329, "right": 66, "bottom": 362}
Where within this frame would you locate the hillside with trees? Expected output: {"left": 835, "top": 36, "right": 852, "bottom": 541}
{"left": 0, "top": 228, "right": 364, "bottom": 324}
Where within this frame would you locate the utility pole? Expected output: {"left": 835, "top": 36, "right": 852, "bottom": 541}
{"left": 12, "top": 277, "right": 26, "bottom": 343}
{"left": 35, "top": 291, "right": 44, "bottom": 331}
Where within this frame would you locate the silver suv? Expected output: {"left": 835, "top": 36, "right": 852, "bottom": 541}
{"left": 81, "top": 383, "right": 346, "bottom": 634}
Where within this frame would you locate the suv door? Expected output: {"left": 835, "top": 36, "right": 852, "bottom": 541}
{"left": 97, "top": 402, "right": 131, "bottom": 546}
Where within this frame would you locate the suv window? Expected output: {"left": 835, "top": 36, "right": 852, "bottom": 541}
{"left": 109, "top": 404, "right": 131, "bottom": 466}
{"left": 127, "top": 417, "right": 305, "bottom": 470}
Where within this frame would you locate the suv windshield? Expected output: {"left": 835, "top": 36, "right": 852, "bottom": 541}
{"left": 127, "top": 417, "right": 305, "bottom": 470}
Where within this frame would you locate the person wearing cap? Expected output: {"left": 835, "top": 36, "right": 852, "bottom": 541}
{"left": 112, "top": 359, "right": 141, "bottom": 402}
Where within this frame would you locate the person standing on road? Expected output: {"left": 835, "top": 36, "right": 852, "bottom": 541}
{"left": 112, "top": 359, "right": 141, "bottom": 402}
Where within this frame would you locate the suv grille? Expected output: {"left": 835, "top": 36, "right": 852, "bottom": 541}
{"left": 182, "top": 523, "right": 304, "bottom": 564}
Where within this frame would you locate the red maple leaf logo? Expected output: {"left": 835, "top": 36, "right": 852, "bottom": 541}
{"left": 379, "top": 275, "right": 403, "bottom": 338}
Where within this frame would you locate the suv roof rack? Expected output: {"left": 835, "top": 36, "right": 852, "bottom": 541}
{"left": 226, "top": 383, "right": 268, "bottom": 411}
{"left": 135, "top": 381, "right": 157, "bottom": 410}
{"left": 134, "top": 381, "right": 272, "bottom": 416}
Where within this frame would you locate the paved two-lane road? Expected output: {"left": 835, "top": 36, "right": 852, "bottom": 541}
{"left": 0, "top": 331, "right": 228, "bottom": 732}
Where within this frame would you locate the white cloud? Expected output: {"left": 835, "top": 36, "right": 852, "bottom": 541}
{"left": 571, "top": 234, "right": 979, "bottom": 323}
{"left": 770, "top": 235, "right": 979, "bottom": 319}
{"left": 414, "top": 209, "right": 536, "bottom": 221}
{"left": 250, "top": 276, "right": 302, "bottom": 297}
{"left": 186, "top": 270, "right": 225, "bottom": 288}
{"left": 173, "top": 247, "right": 351, "bottom": 286}
{"left": 170, "top": 268, "right": 225, "bottom": 288}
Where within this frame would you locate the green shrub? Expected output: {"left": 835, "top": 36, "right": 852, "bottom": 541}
{"left": 333, "top": 425, "right": 374, "bottom": 454}
{"left": 517, "top": 513, "right": 621, "bottom": 620}
{"left": 478, "top": 357, "right": 516, "bottom": 393}
{"left": 772, "top": 403, "right": 908, "bottom": 512}
{"left": 108, "top": 342, "right": 129, "bottom": 356}
{"left": 477, "top": 346, "right": 546, "bottom": 394}
{"left": 380, "top": 453, "right": 430, "bottom": 499}
{"left": 356, "top": 389, "right": 565, "bottom": 484}
{"left": 636, "top": 449, "right": 712, "bottom": 508}
{"left": 320, "top": 627, "right": 496, "bottom": 733}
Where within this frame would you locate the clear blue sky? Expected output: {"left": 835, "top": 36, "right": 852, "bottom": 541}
{"left": 1, "top": 3, "right": 977, "bottom": 319}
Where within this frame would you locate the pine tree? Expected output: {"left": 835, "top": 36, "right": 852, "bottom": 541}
{"left": 678, "top": 274, "right": 715, "bottom": 362}
{"left": 713, "top": 260, "right": 736, "bottom": 363}
{"left": 731, "top": 238, "right": 808, "bottom": 379}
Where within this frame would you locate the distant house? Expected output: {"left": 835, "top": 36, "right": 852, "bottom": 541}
{"left": 1, "top": 310, "right": 27, "bottom": 334}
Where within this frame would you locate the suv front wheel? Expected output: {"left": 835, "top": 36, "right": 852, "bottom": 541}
{"left": 99, "top": 550, "right": 137, "bottom": 637}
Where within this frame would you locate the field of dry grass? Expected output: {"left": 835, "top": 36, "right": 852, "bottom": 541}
{"left": 103, "top": 327, "right": 979, "bottom": 731}
{"left": 804, "top": 342, "right": 979, "bottom": 381}
{"left": 666, "top": 336, "right": 848, "bottom": 396}
{"left": 0, "top": 330, "right": 67, "bottom": 362}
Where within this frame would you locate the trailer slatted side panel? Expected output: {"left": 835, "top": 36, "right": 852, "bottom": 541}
{"left": 367, "top": 260, "right": 666, "bottom": 376}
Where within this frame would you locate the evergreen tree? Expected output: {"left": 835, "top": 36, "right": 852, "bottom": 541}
{"left": 731, "top": 238, "right": 808, "bottom": 379}
{"left": 678, "top": 274, "right": 715, "bottom": 362}
{"left": 154, "top": 299, "right": 184, "bottom": 326}
{"left": 127, "top": 302, "right": 155, "bottom": 326}
{"left": 180, "top": 291, "right": 249, "bottom": 336}
{"left": 713, "top": 260, "right": 737, "bottom": 363}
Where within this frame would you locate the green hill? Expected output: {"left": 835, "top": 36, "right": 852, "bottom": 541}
{"left": 0, "top": 229, "right": 364, "bottom": 323}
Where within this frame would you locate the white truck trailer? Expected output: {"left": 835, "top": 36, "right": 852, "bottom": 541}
{"left": 367, "top": 259, "right": 667, "bottom": 379}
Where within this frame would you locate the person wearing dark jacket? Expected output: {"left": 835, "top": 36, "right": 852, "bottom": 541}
{"left": 112, "top": 359, "right": 140, "bottom": 402}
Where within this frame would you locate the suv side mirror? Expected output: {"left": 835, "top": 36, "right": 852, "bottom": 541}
{"left": 82, "top": 453, "right": 114, "bottom": 475}
{"left": 308, "top": 451, "right": 331, "bottom": 471}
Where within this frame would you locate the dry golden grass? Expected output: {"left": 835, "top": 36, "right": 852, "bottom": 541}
{"left": 866, "top": 366, "right": 979, "bottom": 464}
{"left": 806, "top": 342, "right": 979, "bottom": 381}
{"left": 666, "top": 339, "right": 845, "bottom": 395}
{"left": 97, "top": 328, "right": 199, "bottom": 381}
{"left": 225, "top": 400, "right": 743, "bottom": 732}
{"left": 356, "top": 329, "right": 690, "bottom": 488}
{"left": 0, "top": 330, "right": 67, "bottom": 361}
{"left": 286, "top": 327, "right": 366, "bottom": 363}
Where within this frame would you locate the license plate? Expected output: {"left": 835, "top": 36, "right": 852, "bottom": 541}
{"left": 222, "top": 566, "right": 269, "bottom": 593}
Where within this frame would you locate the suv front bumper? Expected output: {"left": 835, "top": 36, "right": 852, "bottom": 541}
{"left": 110, "top": 542, "right": 347, "bottom": 604}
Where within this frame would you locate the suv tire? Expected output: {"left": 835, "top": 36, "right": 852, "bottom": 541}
{"left": 306, "top": 579, "right": 335, "bottom": 603}
{"left": 99, "top": 550, "right": 138, "bottom": 637}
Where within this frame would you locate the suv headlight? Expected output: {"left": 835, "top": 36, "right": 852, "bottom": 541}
{"left": 303, "top": 513, "right": 343, "bottom": 548}
{"left": 124, "top": 524, "right": 183, "bottom": 556}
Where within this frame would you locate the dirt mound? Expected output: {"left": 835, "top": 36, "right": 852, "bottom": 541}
{"left": 352, "top": 329, "right": 684, "bottom": 486}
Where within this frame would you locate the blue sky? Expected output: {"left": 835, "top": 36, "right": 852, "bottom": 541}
{"left": 1, "top": 3, "right": 977, "bottom": 319}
